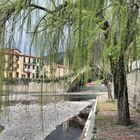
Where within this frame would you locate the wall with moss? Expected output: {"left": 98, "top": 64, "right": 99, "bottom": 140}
{"left": 3, "top": 81, "right": 67, "bottom": 93}
{"left": 127, "top": 69, "right": 140, "bottom": 112}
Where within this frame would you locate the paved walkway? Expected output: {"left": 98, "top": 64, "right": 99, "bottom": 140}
{"left": 95, "top": 92, "right": 140, "bottom": 140}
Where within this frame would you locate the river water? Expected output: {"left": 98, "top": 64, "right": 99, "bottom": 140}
{"left": 0, "top": 86, "right": 105, "bottom": 140}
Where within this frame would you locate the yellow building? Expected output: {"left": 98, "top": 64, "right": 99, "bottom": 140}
{"left": 1, "top": 48, "right": 22, "bottom": 78}
{"left": 22, "top": 55, "right": 41, "bottom": 79}
{"left": 43, "top": 64, "right": 69, "bottom": 78}
{"left": 0, "top": 48, "right": 68, "bottom": 80}
{"left": 0, "top": 48, "right": 41, "bottom": 79}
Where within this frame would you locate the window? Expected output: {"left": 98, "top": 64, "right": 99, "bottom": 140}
{"left": 27, "top": 73, "right": 30, "bottom": 78}
{"left": 33, "top": 65, "right": 35, "bottom": 69}
{"left": 28, "top": 58, "right": 30, "bottom": 63}
{"left": 24, "top": 65, "right": 27, "bottom": 72}
{"left": 37, "top": 66, "right": 39, "bottom": 72}
{"left": 16, "top": 72, "right": 19, "bottom": 78}
{"left": 9, "top": 73, "right": 12, "bottom": 78}
{"left": 36, "top": 73, "right": 39, "bottom": 78}
{"left": 16, "top": 55, "right": 19, "bottom": 61}
{"left": 23, "top": 57, "right": 25, "bottom": 63}
{"left": 33, "top": 59, "right": 36, "bottom": 64}
{"left": 33, "top": 73, "right": 35, "bottom": 78}
{"left": 22, "top": 74, "right": 25, "bottom": 78}
{"left": 37, "top": 59, "right": 40, "bottom": 63}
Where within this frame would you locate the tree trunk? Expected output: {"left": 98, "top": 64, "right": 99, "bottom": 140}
{"left": 110, "top": 58, "right": 119, "bottom": 99}
{"left": 106, "top": 82, "right": 113, "bottom": 101}
{"left": 116, "top": 55, "right": 130, "bottom": 126}
{"left": 113, "top": 73, "right": 119, "bottom": 99}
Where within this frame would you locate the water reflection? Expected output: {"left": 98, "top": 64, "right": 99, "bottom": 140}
{"left": 0, "top": 92, "right": 96, "bottom": 106}
{"left": 0, "top": 91, "right": 96, "bottom": 140}
{"left": 45, "top": 120, "right": 83, "bottom": 140}
{"left": 45, "top": 105, "right": 91, "bottom": 140}
{"left": 36, "top": 94, "right": 96, "bottom": 105}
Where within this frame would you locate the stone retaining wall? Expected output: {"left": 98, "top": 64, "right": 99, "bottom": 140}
{"left": 127, "top": 69, "right": 140, "bottom": 112}
{"left": 3, "top": 81, "right": 67, "bottom": 93}
{"left": 80, "top": 98, "right": 97, "bottom": 140}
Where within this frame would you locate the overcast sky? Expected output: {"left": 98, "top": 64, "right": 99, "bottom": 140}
{"left": 4, "top": 0, "right": 69, "bottom": 56}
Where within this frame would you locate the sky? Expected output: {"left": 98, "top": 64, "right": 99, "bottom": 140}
{"left": 5, "top": 0, "right": 67, "bottom": 56}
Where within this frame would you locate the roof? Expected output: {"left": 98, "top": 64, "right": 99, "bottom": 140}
{"left": 0, "top": 48, "right": 43, "bottom": 59}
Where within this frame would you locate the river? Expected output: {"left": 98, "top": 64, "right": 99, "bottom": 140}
{"left": 0, "top": 85, "right": 105, "bottom": 140}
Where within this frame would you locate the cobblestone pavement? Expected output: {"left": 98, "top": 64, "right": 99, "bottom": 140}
{"left": 95, "top": 93, "right": 140, "bottom": 140}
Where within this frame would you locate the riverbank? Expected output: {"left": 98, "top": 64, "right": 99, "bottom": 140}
{"left": 0, "top": 96, "right": 95, "bottom": 140}
{"left": 94, "top": 92, "right": 140, "bottom": 140}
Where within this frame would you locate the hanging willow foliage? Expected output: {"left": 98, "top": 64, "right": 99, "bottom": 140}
{"left": 0, "top": 1, "right": 139, "bottom": 79}
{"left": 0, "top": 0, "right": 140, "bottom": 124}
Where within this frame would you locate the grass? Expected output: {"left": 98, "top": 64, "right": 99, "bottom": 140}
{"left": 91, "top": 96, "right": 118, "bottom": 140}
{"left": 128, "top": 121, "right": 139, "bottom": 129}
{"left": 91, "top": 94, "right": 140, "bottom": 140}
{"left": 99, "top": 100, "right": 117, "bottom": 111}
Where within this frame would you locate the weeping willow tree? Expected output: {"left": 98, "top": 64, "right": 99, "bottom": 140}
{"left": 0, "top": 0, "right": 140, "bottom": 126}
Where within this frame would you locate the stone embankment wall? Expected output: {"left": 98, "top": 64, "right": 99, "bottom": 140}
{"left": 127, "top": 69, "right": 140, "bottom": 112}
{"left": 3, "top": 81, "right": 67, "bottom": 93}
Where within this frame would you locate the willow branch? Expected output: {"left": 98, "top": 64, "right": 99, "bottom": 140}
{"left": 30, "top": 4, "right": 53, "bottom": 14}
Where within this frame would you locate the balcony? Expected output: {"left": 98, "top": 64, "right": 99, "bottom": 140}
{"left": 23, "top": 68, "right": 36, "bottom": 73}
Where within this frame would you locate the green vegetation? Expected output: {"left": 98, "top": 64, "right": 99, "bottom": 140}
{"left": 128, "top": 122, "right": 139, "bottom": 129}
{"left": 0, "top": 0, "right": 140, "bottom": 126}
